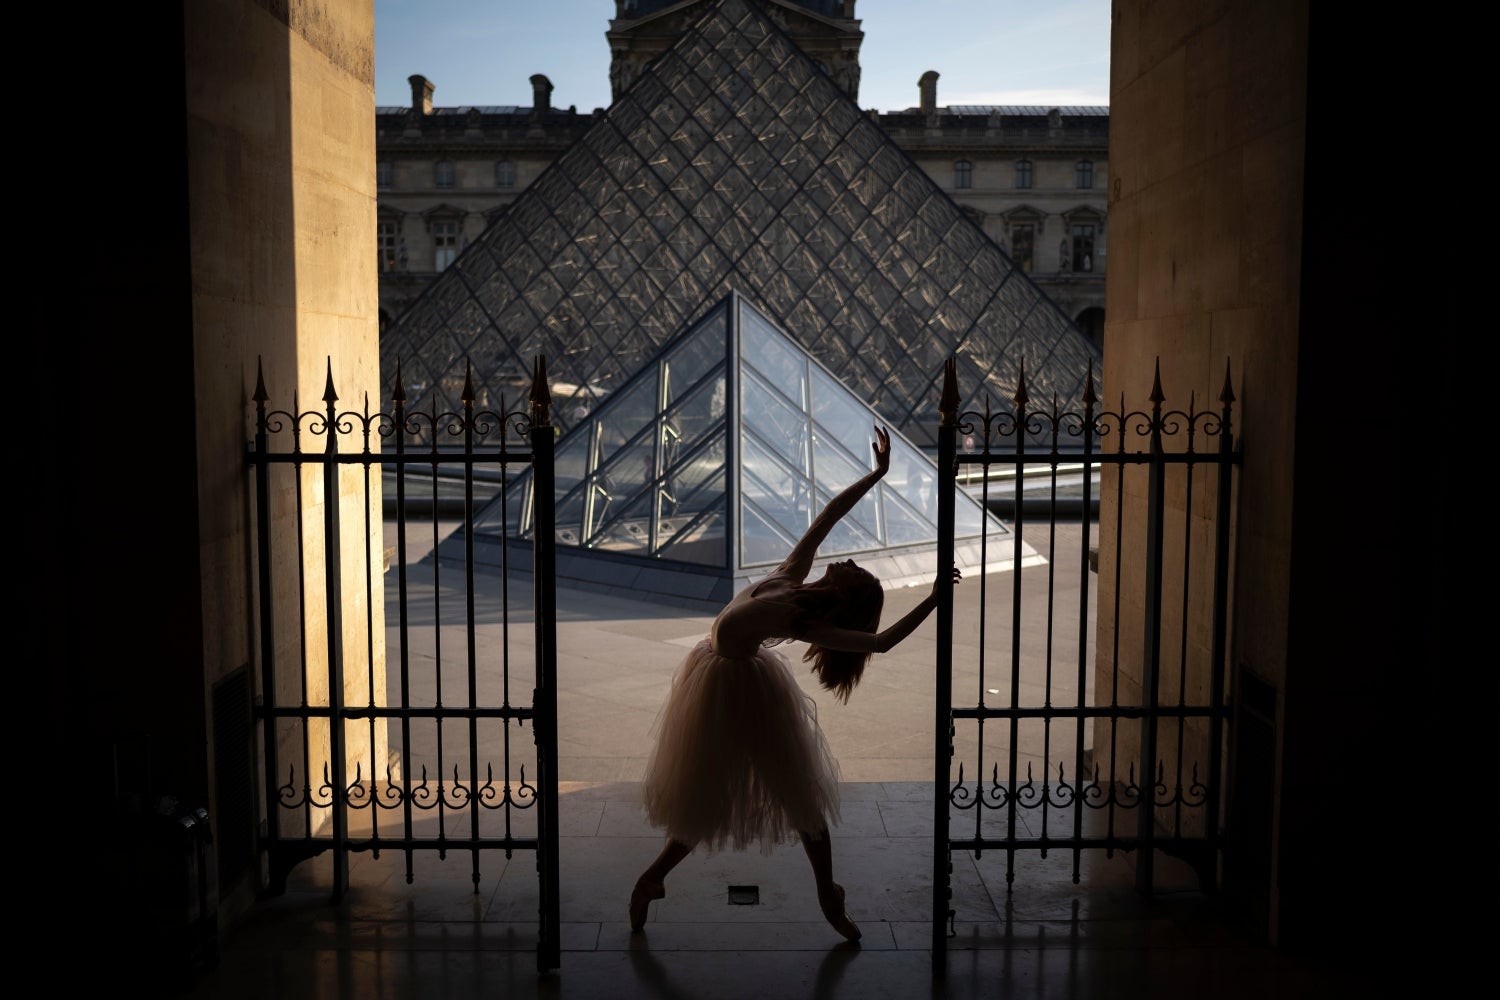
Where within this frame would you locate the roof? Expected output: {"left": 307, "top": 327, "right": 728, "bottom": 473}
{"left": 946, "top": 106, "right": 1109, "bottom": 116}
{"left": 382, "top": 0, "right": 1103, "bottom": 454}
{"left": 374, "top": 104, "right": 1110, "bottom": 120}
{"left": 377, "top": 106, "right": 527, "bottom": 116}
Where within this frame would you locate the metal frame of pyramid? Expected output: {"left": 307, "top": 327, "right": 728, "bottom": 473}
{"left": 447, "top": 290, "right": 1043, "bottom": 610}
{"left": 380, "top": 0, "right": 1102, "bottom": 455}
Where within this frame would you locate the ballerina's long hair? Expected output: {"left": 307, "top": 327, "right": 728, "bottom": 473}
{"left": 801, "top": 570, "right": 884, "bottom": 704}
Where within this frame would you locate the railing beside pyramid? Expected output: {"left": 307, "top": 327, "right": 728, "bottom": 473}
{"left": 931, "top": 356, "right": 1241, "bottom": 970}
{"left": 246, "top": 353, "right": 562, "bottom": 972}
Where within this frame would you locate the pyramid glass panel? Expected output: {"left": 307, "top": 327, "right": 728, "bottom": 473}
{"left": 458, "top": 293, "right": 1039, "bottom": 608}
{"left": 381, "top": 0, "right": 1101, "bottom": 454}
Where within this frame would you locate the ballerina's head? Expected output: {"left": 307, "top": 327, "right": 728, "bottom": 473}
{"left": 799, "top": 559, "right": 884, "bottom": 703}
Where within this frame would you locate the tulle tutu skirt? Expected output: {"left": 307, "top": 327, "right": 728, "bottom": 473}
{"left": 641, "top": 639, "right": 841, "bottom": 853}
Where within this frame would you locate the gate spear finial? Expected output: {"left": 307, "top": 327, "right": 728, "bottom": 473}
{"left": 939, "top": 358, "right": 959, "bottom": 426}
{"left": 529, "top": 354, "right": 552, "bottom": 427}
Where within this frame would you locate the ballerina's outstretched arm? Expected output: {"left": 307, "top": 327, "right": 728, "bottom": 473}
{"left": 774, "top": 425, "right": 891, "bottom": 580}
{"left": 800, "top": 564, "right": 962, "bottom": 655}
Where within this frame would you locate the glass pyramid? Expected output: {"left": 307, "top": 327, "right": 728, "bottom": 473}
{"left": 454, "top": 292, "right": 1041, "bottom": 610}
{"left": 379, "top": 0, "right": 1103, "bottom": 452}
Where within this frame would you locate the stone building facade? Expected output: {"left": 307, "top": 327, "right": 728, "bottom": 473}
{"left": 374, "top": 72, "right": 598, "bottom": 333}
{"left": 880, "top": 93, "right": 1108, "bottom": 347}
{"left": 376, "top": 0, "right": 1107, "bottom": 348}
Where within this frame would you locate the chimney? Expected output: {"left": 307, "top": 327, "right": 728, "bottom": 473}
{"left": 408, "top": 74, "right": 434, "bottom": 116}
{"left": 530, "top": 74, "right": 553, "bottom": 122}
{"left": 919, "top": 71, "right": 939, "bottom": 114}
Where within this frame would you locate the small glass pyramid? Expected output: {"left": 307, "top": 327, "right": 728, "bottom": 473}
{"left": 380, "top": 0, "right": 1102, "bottom": 453}
{"left": 457, "top": 292, "right": 1040, "bottom": 608}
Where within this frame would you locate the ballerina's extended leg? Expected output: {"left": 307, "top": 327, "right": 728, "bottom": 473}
{"left": 800, "top": 827, "right": 861, "bottom": 942}
{"left": 631, "top": 838, "right": 692, "bottom": 931}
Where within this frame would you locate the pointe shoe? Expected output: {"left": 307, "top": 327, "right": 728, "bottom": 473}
{"left": 629, "top": 878, "right": 665, "bottom": 932}
{"left": 818, "top": 883, "right": 861, "bottom": 942}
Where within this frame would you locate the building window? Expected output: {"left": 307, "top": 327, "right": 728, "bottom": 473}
{"left": 1070, "top": 224, "right": 1095, "bottom": 272}
{"left": 1014, "top": 159, "right": 1033, "bottom": 189}
{"left": 435, "top": 160, "right": 455, "bottom": 189}
{"left": 376, "top": 161, "right": 392, "bottom": 189}
{"left": 1076, "top": 160, "right": 1094, "bottom": 189}
{"left": 433, "top": 220, "right": 459, "bottom": 270}
{"left": 954, "top": 160, "right": 972, "bottom": 189}
{"left": 378, "top": 220, "right": 400, "bottom": 272}
{"left": 495, "top": 160, "right": 516, "bottom": 188}
{"left": 1010, "top": 224, "right": 1034, "bottom": 273}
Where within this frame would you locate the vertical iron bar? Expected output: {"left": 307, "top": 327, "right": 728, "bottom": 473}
{"left": 462, "top": 367, "right": 482, "bottom": 890}
{"left": 1107, "top": 393, "right": 1125, "bottom": 849}
{"left": 292, "top": 392, "right": 313, "bottom": 849}
{"left": 529, "top": 356, "right": 561, "bottom": 973}
{"left": 1072, "top": 364, "right": 1097, "bottom": 881}
{"left": 321, "top": 360, "right": 350, "bottom": 902}
{"left": 500, "top": 395, "right": 515, "bottom": 853}
{"left": 1136, "top": 363, "right": 1166, "bottom": 892}
{"left": 973, "top": 399, "right": 991, "bottom": 852}
{"left": 1041, "top": 399, "right": 1059, "bottom": 849}
{"left": 1205, "top": 363, "right": 1236, "bottom": 864}
{"left": 360, "top": 393, "right": 380, "bottom": 847}
{"left": 428, "top": 396, "right": 448, "bottom": 847}
{"left": 933, "top": 359, "right": 958, "bottom": 974}
{"left": 392, "top": 370, "right": 416, "bottom": 881}
{"left": 1173, "top": 394, "right": 1198, "bottom": 840}
{"left": 1006, "top": 367, "right": 1029, "bottom": 885}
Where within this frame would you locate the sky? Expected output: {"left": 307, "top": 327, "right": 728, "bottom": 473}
{"left": 373, "top": 0, "right": 1111, "bottom": 113}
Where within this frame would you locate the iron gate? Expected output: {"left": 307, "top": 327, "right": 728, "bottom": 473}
{"left": 932, "top": 357, "right": 1241, "bottom": 970}
{"left": 248, "top": 355, "right": 561, "bottom": 972}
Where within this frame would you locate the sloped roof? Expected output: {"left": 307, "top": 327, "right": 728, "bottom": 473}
{"left": 380, "top": 0, "right": 1103, "bottom": 451}
{"left": 453, "top": 291, "right": 1041, "bottom": 610}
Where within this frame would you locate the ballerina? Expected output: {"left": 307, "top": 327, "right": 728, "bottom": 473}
{"left": 629, "top": 425, "right": 960, "bottom": 942}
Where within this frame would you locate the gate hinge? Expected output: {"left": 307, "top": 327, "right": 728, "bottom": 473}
{"left": 947, "top": 907, "right": 956, "bottom": 937}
